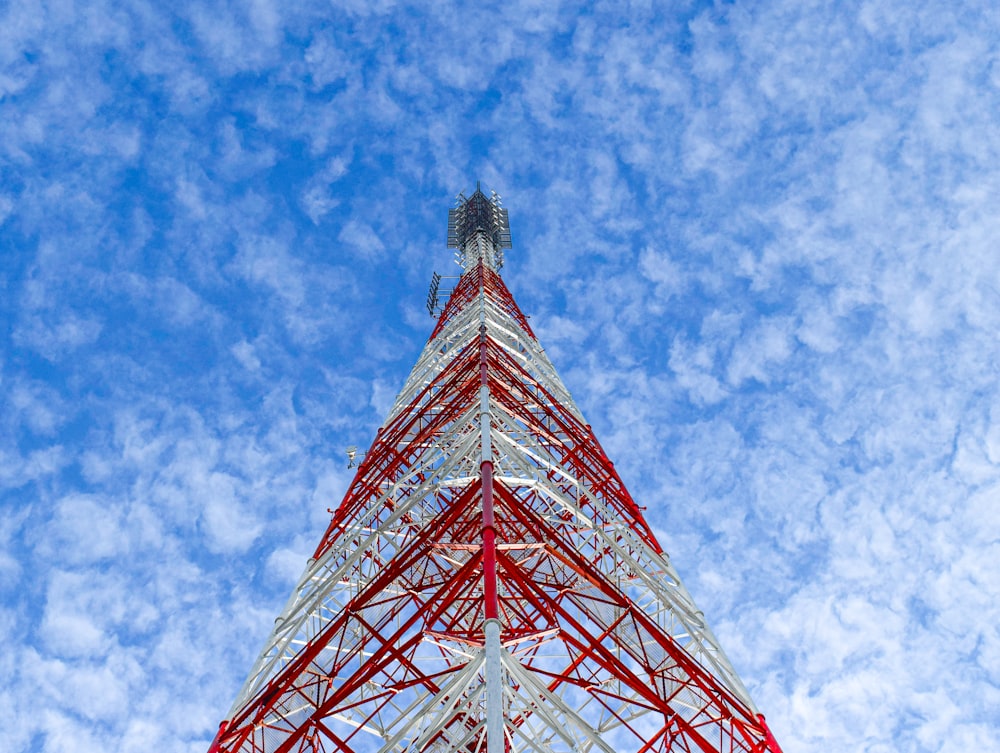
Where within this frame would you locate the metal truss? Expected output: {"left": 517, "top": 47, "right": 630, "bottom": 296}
{"left": 208, "top": 193, "right": 783, "bottom": 753}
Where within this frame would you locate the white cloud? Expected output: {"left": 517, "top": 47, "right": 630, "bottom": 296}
{"left": 265, "top": 544, "right": 310, "bottom": 586}
{"left": 300, "top": 156, "right": 349, "bottom": 223}
{"left": 304, "top": 34, "right": 354, "bottom": 90}
{"left": 338, "top": 219, "right": 386, "bottom": 261}
{"left": 669, "top": 337, "right": 728, "bottom": 406}
{"left": 0, "top": 194, "right": 14, "bottom": 225}
{"left": 637, "top": 246, "right": 682, "bottom": 293}
{"left": 13, "top": 313, "right": 102, "bottom": 360}
{"left": 230, "top": 339, "right": 261, "bottom": 372}
{"left": 201, "top": 471, "right": 263, "bottom": 553}
{"left": 41, "top": 494, "right": 125, "bottom": 566}
{"left": 725, "top": 317, "right": 794, "bottom": 387}
{"left": 370, "top": 377, "right": 398, "bottom": 417}
{"left": 40, "top": 603, "right": 107, "bottom": 659}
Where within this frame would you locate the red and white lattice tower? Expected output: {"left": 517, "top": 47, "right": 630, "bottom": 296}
{"left": 208, "top": 187, "right": 784, "bottom": 753}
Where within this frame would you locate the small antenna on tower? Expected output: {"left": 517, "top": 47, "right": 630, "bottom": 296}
{"left": 426, "top": 271, "right": 458, "bottom": 317}
{"left": 346, "top": 445, "right": 366, "bottom": 469}
{"left": 426, "top": 273, "right": 441, "bottom": 316}
{"left": 447, "top": 184, "right": 512, "bottom": 273}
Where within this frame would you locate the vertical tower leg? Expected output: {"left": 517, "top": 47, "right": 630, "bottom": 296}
{"left": 485, "top": 618, "right": 504, "bottom": 753}
{"left": 480, "top": 317, "right": 504, "bottom": 753}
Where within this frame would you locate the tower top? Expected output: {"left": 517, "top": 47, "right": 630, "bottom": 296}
{"left": 447, "top": 183, "right": 511, "bottom": 272}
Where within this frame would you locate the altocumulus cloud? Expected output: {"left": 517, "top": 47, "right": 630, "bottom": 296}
{"left": 1, "top": 1, "right": 999, "bottom": 751}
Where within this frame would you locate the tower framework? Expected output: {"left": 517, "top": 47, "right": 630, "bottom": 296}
{"left": 208, "top": 187, "right": 784, "bottom": 753}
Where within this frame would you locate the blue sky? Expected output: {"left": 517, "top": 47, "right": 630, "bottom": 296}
{"left": 2, "top": 1, "right": 999, "bottom": 751}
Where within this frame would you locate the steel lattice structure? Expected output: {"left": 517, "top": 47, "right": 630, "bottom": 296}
{"left": 207, "top": 187, "right": 784, "bottom": 753}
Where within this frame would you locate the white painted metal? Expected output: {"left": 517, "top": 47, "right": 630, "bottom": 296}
{"left": 485, "top": 618, "right": 505, "bottom": 753}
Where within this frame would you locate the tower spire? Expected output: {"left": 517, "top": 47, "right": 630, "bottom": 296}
{"left": 206, "top": 187, "right": 784, "bottom": 753}
{"left": 447, "top": 185, "right": 511, "bottom": 272}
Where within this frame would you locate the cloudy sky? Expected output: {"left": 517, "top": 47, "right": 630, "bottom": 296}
{"left": 2, "top": 1, "right": 999, "bottom": 751}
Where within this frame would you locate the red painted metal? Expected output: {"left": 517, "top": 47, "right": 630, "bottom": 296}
{"left": 480, "top": 319, "right": 500, "bottom": 622}
{"left": 207, "top": 721, "right": 229, "bottom": 753}
{"left": 756, "top": 716, "right": 784, "bottom": 753}
{"left": 208, "top": 194, "right": 783, "bottom": 753}
{"left": 481, "top": 459, "right": 499, "bottom": 621}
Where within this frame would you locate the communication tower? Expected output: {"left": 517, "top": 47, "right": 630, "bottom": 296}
{"left": 207, "top": 186, "right": 784, "bottom": 753}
